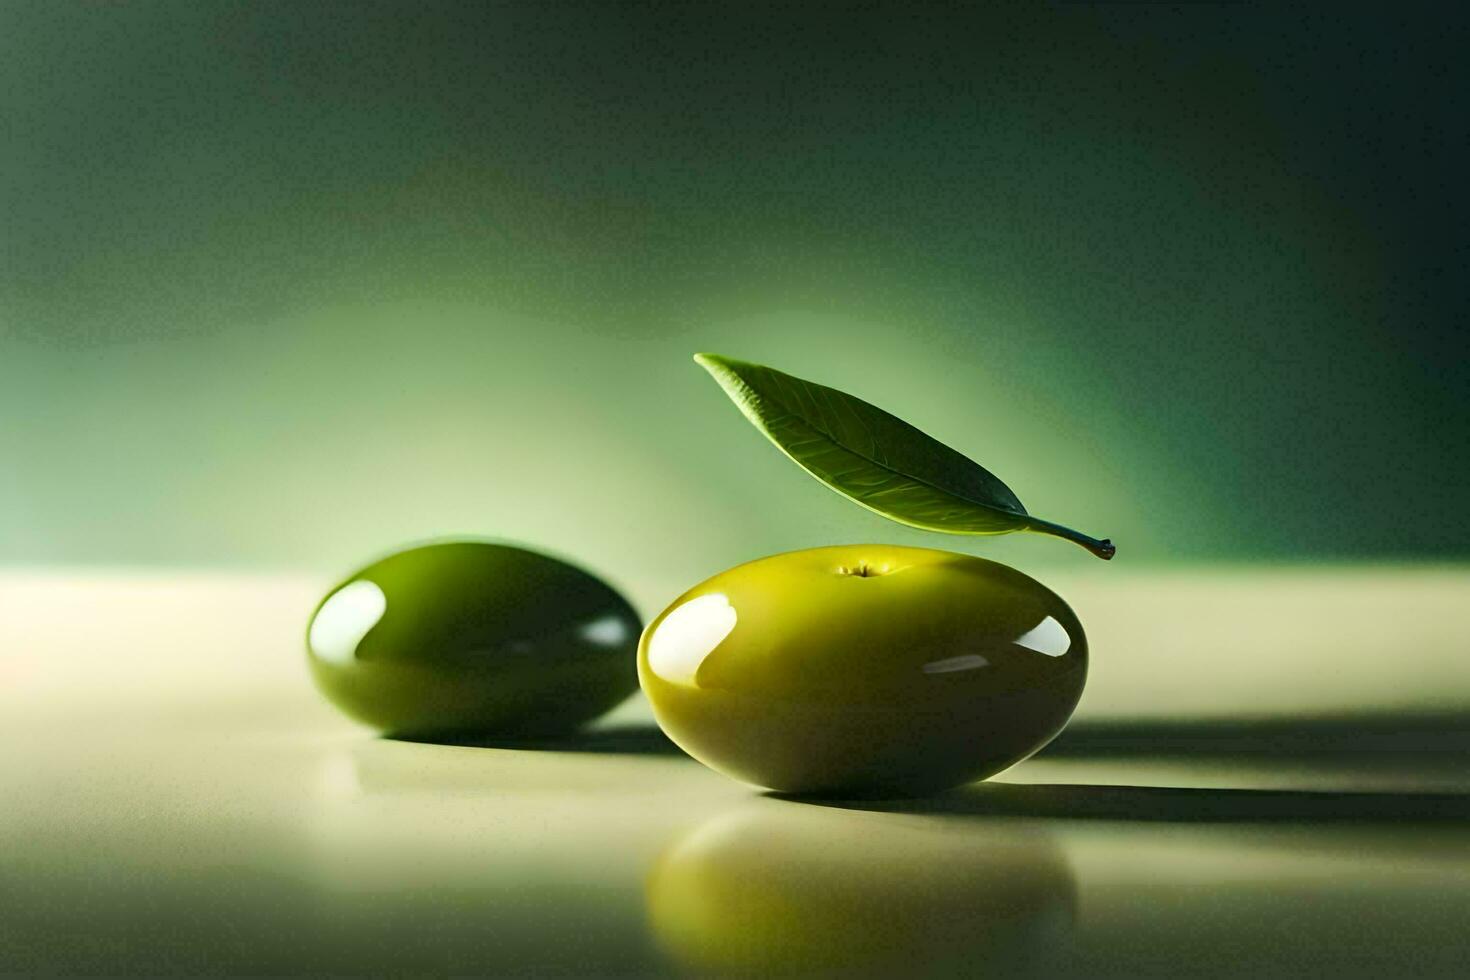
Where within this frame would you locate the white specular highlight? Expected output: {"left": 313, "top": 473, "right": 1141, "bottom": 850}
{"left": 922, "top": 654, "right": 991, "bottom": 674}
{"left": 579, "top": 614, "right": 631, "bottom": 647}
{"left": 647, "top": 593, "right": 737, "bottom": 687}
{"left": 1013, "top": 615, "right": 1071, "bottom": 657}
{"left": 308, "top": 580, "right": 387, "bottom": 665}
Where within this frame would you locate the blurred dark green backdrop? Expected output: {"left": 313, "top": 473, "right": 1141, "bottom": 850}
{"left": 3, "top": 2, "right": 1466, "bottom": 590}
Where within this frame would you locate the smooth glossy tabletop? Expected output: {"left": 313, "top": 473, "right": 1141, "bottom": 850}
{"left": 2, "top": 570, "right": 1468, "bottom": 977}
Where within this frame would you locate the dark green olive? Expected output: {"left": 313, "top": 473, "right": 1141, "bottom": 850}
{"left": 307, "top": 541, "right": 640, "bottom": 738}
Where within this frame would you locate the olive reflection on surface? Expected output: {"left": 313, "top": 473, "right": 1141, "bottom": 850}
{"left": 646, "top": 804, "right": 1075, "bottom": 977}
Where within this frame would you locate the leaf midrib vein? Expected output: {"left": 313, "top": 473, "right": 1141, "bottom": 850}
{"left": 757, "top": 384, "right": 1025, "bottom": 520}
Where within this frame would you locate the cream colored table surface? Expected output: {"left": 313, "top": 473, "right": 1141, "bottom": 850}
{"left": 2, "top": 570, "right": 1468, "bottom": 977}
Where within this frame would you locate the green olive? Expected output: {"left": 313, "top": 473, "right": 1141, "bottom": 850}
{"left": 307, "top": 541, "right": 640, "bottom": 738}
{"left": 638, "top": 544, "right": 1086, "bottom": 797}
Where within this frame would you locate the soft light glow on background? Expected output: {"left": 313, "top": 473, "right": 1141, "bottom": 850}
{"left": 1, "top": 3, "right": 1465, "bottom": 589}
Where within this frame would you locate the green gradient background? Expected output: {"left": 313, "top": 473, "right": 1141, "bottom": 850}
{"left": 3, "top": 2, "right": 1466, "bottom": 592}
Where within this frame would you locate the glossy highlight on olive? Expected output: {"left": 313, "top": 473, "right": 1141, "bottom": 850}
{"left": 307, "top": 541, "right": 641, "bottom": 738}
{"left": 638, "top": 544, "right": 1087, "bottom": 797}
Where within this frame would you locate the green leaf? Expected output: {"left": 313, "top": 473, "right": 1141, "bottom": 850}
{"left": 694, "top": 353, "right": 1115, "bottom": 560}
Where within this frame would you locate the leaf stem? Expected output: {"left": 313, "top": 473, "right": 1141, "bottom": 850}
{"left": 1023, "top": 517, "right": 1116, "bottom": 561}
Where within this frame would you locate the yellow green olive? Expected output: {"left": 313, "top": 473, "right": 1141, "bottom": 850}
{"left": 638, "top": 544, "right": 1086, "bottom": 797}
{"left": 307, "top": 541, "right": 640, "bottom": 738}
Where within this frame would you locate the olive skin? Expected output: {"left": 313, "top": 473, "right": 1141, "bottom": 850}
{"left": 638, "top": 545, "right": 1086, "bottom": 798}
{"left": 307, "top": 542, "right": 641, "bottom": 738}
